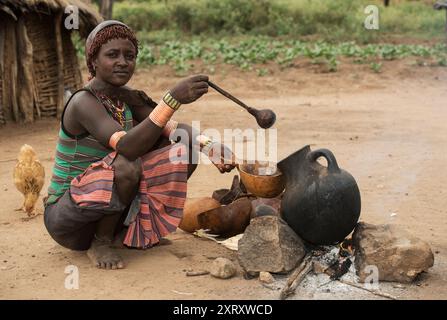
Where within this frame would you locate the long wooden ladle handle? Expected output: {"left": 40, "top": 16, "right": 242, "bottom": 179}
{"left": 207, "top": 80, "right": 254, "bottom": 112}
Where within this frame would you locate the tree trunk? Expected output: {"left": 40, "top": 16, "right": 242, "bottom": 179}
{"left": 384, "top": 0, "right": 390, "bottom": 7}
{"left": 99, "top": 0, "right": 114, "bottom": 20}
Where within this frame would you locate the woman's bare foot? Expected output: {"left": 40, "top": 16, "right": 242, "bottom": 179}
{"left": 87, "top": 239, "right": 124, "bottom": 270}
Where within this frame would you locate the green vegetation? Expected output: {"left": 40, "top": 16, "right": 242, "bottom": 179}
{"left": 131, "top": 38, "right": 447, "bottom": 75}
{"left": 114, "top": 0, "right": 445, "bottom": 43}
{"left": 370, "top": 62, "right": 383, "bottom": 73}
{"left": 74, "top": 1, "right": 447, "bottom": 75}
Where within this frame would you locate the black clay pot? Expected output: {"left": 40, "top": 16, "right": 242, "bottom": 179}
{"left": 277, "top": 145, "right": 361, "bottom": 245}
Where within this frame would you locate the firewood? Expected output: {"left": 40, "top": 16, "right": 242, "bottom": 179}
{"left": 338, "top": 279, "right": 398, "bottom": 300}
{"left": 186, "top": 270, "right": 210, "bottom": 277}
{"left": 279, "top": 254, "right": 313, "bottom": 300}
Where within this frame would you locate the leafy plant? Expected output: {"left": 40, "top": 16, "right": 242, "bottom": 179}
{"left": 437, "top": 56, "right": 447, "bottom": 67}
{"left": 326, "top": 57, "right": 339, "bottom": 72}
{"left": 370, "top": 62, "right": 382, "bottom": 73}
{"left": 256, "top": 68, "right": 269, "bottom": 76}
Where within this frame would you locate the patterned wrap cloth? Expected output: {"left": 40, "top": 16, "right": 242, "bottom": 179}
{"left": 70, "top": 143, "right": 188, "bottom": 249}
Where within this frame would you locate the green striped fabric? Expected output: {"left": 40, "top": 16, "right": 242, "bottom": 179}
{"left": 46, "top": 106, "right": 133, "bottom": 205}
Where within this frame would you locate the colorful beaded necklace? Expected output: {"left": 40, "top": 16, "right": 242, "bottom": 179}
{"left": 91, "top": 88, "right": 126, "bottom": 127}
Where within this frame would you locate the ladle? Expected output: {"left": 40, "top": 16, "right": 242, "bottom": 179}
{"left": 207, "top": 80, "right": 276, "bottom": 129}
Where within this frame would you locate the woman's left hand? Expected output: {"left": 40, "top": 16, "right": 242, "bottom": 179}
{"left": 208, "top": 143, "right": 237, "bottom": 173}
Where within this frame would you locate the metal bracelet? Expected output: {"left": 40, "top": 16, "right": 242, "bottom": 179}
{"left": 163, "top": 91, "right": 182, "bottom": 110}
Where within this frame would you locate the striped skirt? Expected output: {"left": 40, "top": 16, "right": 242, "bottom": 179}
{"left": 69, "top": 143, "right": 188, "bottom": 249}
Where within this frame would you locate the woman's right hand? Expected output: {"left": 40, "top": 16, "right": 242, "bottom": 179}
{"left": 169, "top": 75, "right": 209, "bottom": 104}
{"left": 208, "top": 142, "right": 237, "bottom": 173}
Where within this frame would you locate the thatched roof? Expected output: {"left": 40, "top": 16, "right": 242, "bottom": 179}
{"left": 0, "top": 0, "right": 102, "bottom": 37}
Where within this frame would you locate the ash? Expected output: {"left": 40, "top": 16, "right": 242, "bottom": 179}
{"left": 275, "top": 245, "right": 377, "bottom": 300}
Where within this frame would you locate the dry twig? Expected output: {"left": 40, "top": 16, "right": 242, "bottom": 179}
{"left": 338, "top": 279, "right": 398, "bottom": 300}
{"left": 0, "top": 158, "right": 16, "bottom": 163}
{"left": 186, "top": 270, "right": 210, "bottom": 277}
{"left": 314, "top": 261, "right": 398, "bottom": 300}
{"left": 279, "top": 255, "right": 313, "bottom": 300}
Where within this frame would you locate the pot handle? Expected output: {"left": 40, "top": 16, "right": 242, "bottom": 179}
{"left": 308, "top": 149, "right": 340, "bottom": 173}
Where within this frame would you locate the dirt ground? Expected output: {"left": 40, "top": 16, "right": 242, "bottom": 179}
{"left": 1, "top": 59, "right": 446, "bottom": 300}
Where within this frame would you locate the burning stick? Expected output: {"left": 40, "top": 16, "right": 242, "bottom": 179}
{"left": 279, "top": 254, "right": 313, "bottom": 300}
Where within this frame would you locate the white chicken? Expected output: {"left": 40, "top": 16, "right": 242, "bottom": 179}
{"left": 13, "top": 144, "right": 45, "bottom": 219}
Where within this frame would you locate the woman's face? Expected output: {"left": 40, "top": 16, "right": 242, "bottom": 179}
{"left": 93, "top": 38, "right": 136, "bottom": 87}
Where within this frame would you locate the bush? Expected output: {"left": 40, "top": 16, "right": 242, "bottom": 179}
{"left": 176, "top": 0, "right": 272, "bottom": 35}
{"left": 113, "top": 1, "right": 172, "bottom": 32}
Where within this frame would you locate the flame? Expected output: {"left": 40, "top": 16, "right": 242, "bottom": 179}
{"left": 339, "top": 238, "right": 354, "bottom": 256}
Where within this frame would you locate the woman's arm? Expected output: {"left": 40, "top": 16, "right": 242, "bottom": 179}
{"left": 70, "top": 75, "right": 209, "bottom": 161}
{"left": 70, "top": 92, "right": 163, "bottom": 161}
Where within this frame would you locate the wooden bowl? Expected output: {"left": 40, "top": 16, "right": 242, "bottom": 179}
{"left": 197, "top": 198, "right": 252, "bottom": 237}
{"left": 179, "top": 197, "right": 221, "bottom": 233}
{"left": 237, "top": 161, "right": 285, "bottom": 198}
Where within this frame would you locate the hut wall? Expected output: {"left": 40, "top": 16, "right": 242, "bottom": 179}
{"left": 0, "top": 67, "right": 3, "bottom": 125}
{"left": 1, "top": 13, "right": 37, "bottom": 125}
{"left": 0, "top": 15, "right": 4, "bottom": 125}
{"left": 1, "top": 14, "right": 19, "bottom": 123}
{"left": 17, "top": 15, "right": 36, "bottom": 123}
{"left": 62, "top": 30, "right": 84, "bottom": 94}
{"left": 25, "top": 14, "right": 59, "bottom": 118}
{"left": 0, "top": 1, "right": 100, "bottom": 125}
{"left": 24, "top": 13, "right": 84, "bottom": 120}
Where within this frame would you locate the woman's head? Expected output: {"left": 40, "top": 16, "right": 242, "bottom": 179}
{"left": 86, "top": 20, "right": 139, "bottom": 86}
